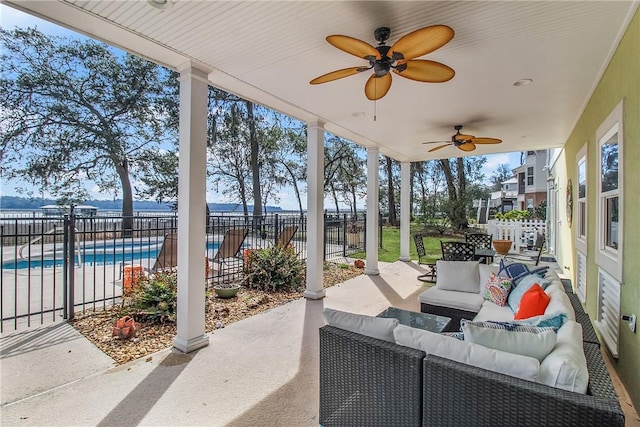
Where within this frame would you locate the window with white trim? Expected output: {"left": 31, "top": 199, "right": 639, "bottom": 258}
{"left": 527, "top": 167, "right": 534, "bottom": 185}
{"left": 595, "top": 101, "right": 623, "bottom": 282}
{"left": 575, "top": 144, "right": 588, "bottom": 303}
{"left": 577, "top": 154, "right": 587, "bottom": 242}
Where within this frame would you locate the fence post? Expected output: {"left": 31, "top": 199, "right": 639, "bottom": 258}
{"left": 323, "top": 212, "right": 328, "bottom": 261}
{"left": 342, "top": 214, "right": 347, "bottom": 257}
{"left": 62, "top": 215, "right": 69, "bottom": 320}
{"left": 67, "top": 213, "right": 76, "bottom": 321}
{"left": 274, "top": 213, "right": 280, "bottom": 246}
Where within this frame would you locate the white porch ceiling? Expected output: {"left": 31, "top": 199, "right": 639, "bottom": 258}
{"left": 5, "top": 0, "right": 637, "bottom": 162}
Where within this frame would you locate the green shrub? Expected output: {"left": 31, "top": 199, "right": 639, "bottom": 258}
{"left": 130, "top": 271, "right": 177, "bottom": 323}
{"left": 495, "top": 209, "right": 531, "bottom": 221}
{"left": 244, "top": 244, "right": 305, "bottom": 292}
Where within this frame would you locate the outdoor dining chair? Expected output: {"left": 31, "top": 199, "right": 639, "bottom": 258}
{"left": 465, "top": 232, "right": 493, "bottom": 264}
{"left": 413, "top": 233, "right": 436, "bottom": 282}
{"left": 440, "top": 241, "right": 476, "bottom": 261}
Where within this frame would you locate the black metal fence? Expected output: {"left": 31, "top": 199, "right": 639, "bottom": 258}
{"left": 0, "top": 212, "right": 368, "bottom": 332}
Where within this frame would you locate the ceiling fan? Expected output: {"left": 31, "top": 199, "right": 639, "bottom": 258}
{"left": 422, "top": 125, "right": 502, "bottom": 152}
{"left": 310, "top": 25, "right": 455, "bottom": 100}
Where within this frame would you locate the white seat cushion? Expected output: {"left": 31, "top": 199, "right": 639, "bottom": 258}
{"left": 419, "top": 287, "right": 484, "bottom": 313}
{"left": 473, "top": 301, "right": 516, "bottom": 322}
{"left": 394, "top": 324, "right": 540, "bottom": 382}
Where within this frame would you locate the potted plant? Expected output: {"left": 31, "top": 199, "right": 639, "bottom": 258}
{"left": 493, "top": 239, "right": 513, "bottom": 256}
{"left": 213, "top": 282, "right": 241, "bottom": 299}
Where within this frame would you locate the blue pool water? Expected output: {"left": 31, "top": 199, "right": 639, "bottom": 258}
{"left": 2, "top": 240, "right": 220, "bottom": 270}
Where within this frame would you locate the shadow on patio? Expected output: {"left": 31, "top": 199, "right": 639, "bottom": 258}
{"left": 0, "top": 261, "right": 429, "bottom": 426}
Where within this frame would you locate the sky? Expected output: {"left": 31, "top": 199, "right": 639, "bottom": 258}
{"left": 0, "top": 4, "right": 521, "bottom": 210}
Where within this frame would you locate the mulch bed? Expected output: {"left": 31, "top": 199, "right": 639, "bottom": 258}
{"left": 71, "top": 262, "right": 364, "bottom": 365}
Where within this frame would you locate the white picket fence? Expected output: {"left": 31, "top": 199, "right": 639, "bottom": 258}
{"left": 476, "top": 219, "right": 546, "bottom": 252}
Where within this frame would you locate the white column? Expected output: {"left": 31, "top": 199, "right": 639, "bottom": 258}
{"left": 304, "top": 120, "right": 326, "bottom": 300}
{"left": 173, "top": 63, "right": 211, "bottom": 353}
{"left": 399, "top": 161, "right": 411, "bottom": 261}
{"left": 365, "top": 147, "right": 380, "bottom": 275}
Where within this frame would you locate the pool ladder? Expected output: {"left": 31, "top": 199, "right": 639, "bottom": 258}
{"left": 18, "top": 225, "right": 84, "bottom": 267}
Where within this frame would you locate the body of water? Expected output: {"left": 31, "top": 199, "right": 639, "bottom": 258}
{"left": 2, "top": 240, "right": 221, "bottom": 270}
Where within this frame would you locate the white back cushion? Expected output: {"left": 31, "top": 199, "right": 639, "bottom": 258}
{"left": 545, "top": 285, "right": 576, "bottom": 321}
{"left": 436, "top": 260, "right": 481, "bottom": 293}
{"left": 394, "top": 324, "right": 539, "bottom": 382}
{"left": 323, "top": 308, "right": 398, "bottom": 342}
{"left": 462, "top": 321, "right": 557, "bottom": 362}
{"left": 538, "top": 320, "right": 589, "bottom": 393}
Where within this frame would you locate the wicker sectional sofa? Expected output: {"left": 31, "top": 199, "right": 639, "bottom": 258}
{"left": 318, "top": 263, "right": 625, "bottom": 427}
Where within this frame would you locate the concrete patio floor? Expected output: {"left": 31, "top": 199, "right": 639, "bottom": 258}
{"left": 1, "top": 260, "right": 429, "bottom": 426}
{"left": 1, "top": 260, "right": 638, "bottom": 426}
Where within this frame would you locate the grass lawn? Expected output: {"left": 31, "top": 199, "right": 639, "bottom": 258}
{"left": 352, "top": 227, "right": 463, "bottom": 263}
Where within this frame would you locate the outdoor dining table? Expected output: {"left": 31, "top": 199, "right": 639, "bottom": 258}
{"left": 473, "top": 248, "right": 496, "bottom": 264}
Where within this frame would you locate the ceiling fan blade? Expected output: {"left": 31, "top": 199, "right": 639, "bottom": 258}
{"left": 364, "top": 73, "right": 392, "bottom": 100}
{"left": 458, "top": 142, "right": 477, "bottom": 152}
{"left": 389, "top": 25, "right": 454, "bottom": 60}
{"left": 393, "top": 60, "right": 455, "bottom": 83}
{"left": 471, "top": 137, "right": 502, "bottom": 144}
{"left": 422, "top": 140, "right": 451, "bottom": 145}
{"left": 455, "top": 134, "right": 475, "bottom": 141}
{"left": 310, "top": 67, "right": 367, "bottom": 85}
{"left": 326, "top": 35, "right": 380, "bottom": 59}
{"left": 428, "top": 144, "right": 451, "bottom": 153}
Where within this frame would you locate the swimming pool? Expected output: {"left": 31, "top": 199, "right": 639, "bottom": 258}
{"left": 1, "top": 239, "right": 221, "bottom": 270}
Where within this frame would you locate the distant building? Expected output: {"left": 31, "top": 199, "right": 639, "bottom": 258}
{"left": 513, "top": 150, "right": 548, "bottom": 210}
{"left": 489, "top": 177, "right": 519, "bottom": 214}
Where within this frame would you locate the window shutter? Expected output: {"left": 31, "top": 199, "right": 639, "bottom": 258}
{"left": 596, "top": 268, "right": 621, "bottom": 358}
{"left": 576, "top": 251, "right": 587, "bottom": 303}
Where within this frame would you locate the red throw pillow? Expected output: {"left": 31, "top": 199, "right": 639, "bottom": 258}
{"left": 514, "top": 284, "right": 550, "bottom": 320}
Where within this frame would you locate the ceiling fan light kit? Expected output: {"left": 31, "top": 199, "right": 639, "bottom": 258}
{"left": 310, "top": 25, "right": 455, "bottom": 100}
{"left": 422, "top": 125, "right": 502, "bottom": 153}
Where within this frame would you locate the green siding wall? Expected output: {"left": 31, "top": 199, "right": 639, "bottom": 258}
{"left": 559, "top": 7, "right": 640, "bottom": 410}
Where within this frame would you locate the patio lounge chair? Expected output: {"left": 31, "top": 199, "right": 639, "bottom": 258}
{"left": 151, "top": 233, "right": 178, "bottom": 272}
{"left": 210, "top": 228, "right": 249, "bottom": 273}
{"left": 276, "top": 225, "right": 298, "bottom": 247}
{"left": 116, "top": 233, "right": 177, "bottom": 293}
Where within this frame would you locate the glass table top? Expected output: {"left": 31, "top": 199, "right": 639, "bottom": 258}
{"left": 377, "top": 307, "right": 451, "bottom": 333}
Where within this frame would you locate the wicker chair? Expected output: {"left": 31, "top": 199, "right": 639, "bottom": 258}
{"left": 319, "top": 300, "right": 625, "bottom": 427}
{"left": 320, "top": 304, "right": 625, "bottom": 427}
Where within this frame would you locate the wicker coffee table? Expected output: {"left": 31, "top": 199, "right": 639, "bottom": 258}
{"left": 378, "top": 307, "right": 451, "bottom": 333}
